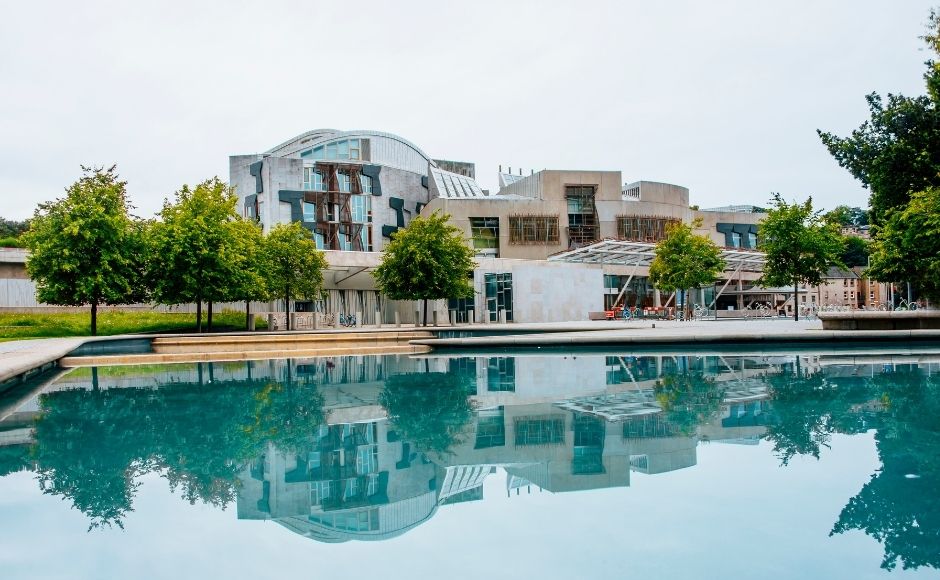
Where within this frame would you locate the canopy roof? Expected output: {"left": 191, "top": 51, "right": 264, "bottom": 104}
{"left": 547, "top": 239, "right": 766, "bottom": 273}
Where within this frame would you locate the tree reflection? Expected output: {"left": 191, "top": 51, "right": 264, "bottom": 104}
{"left": 829, "top": 369, "right": 940, "bottom": 571}
{"left": 30, "top": 369, "right": 323, "bottom": 529}
{"left": 653, "top": 371, "right": 725, "bottom": 437}
{"left": 765, "top": 363, "right": 940, "bottom": 570}
{"left": 379, "top": 372, "right": 474, "bottom": 456}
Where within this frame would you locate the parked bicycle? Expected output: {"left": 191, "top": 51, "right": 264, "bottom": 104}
{"left": 339, "top": 313, "right": 357, "bottom": 327}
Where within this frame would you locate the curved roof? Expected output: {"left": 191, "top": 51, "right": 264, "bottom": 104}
{"left": 265, "top": 128, "right": 437, "bottom": 167}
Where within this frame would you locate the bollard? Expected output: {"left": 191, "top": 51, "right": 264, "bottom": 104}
{"left": 498, "top": 309, "right": 507, "bottom": 324}
{"left": 289, "top": 312, "right": 298, "bottom": 330}
{"left": 395, "top": 311, "right": 401, "bottom": 328}
{"left": 267, "top": 313, "right": 276, "bottom": 331}
{"left": 415, "top": 309, "right": 421, "bottom": 328}
{"left": 449, "top": 311, "right": 457, "bottom": 326}
{"left": 355, "top": 310, "right": 362, "bottom": 328}
{"left": 433, "top": 311, "right": 439, "bottom": 327}
{"left": 482, "top": 310, "right": 490, "bottom": 324}
{"left": 468, "top": 308, "right": 475, "bottom": 325}
{"left": 247, "top": 315, "right": 256, "bottom": 332}
{"left": 375, "top": 310, "right": 382, "bottom": 328}
{"left": 312, "top": 313, "right": 320, "bottom": 330}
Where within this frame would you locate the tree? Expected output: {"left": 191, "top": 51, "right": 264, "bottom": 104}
{"left": 373, "top": 211, "right": 476, "bottom": 326}
{"left": 841, "top": 235, "right": 870, "bottom": 268}
{"left": 866, "top": 188, "right": 940, "bottom": 302}
{"left": 825, "top": 205, "right": 869, "bottom": 228}
{"left": 225, "top": 218, "right": 268, "bottom": 329}
{"left": 148, "top": 178, "right": 245, "bottom": 332}
{"left": 24, "top": 166, "right": 145, "bottom": 336}
{"left": 0, "top": 217, "right": 29, "bottom": 238}
{"left": 757, "top": 194, "right": 843, "bottom": 321}
{"left": 648, "top": 220, "right": 725, "bottom": 319}
{"left": 379, "top": 371, "right": 474, "bottom": 456}
{"left": 262, "top": 222, "right": 327, "bottom": 331}
{"left": 818, "top": 11, "right": 940, "bottom": 226}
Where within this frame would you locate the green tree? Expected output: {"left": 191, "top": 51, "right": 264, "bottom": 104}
{"left": 866, "top": 188, "right": 940, "bottom": 302}
{"left": 818, "top": 12, "right": 940, "bottom": 226}
{"left": 379, "top": 371, "right": 474, "bottom": 456}
{"left": 0, "top": 217, "right": 29, "bottom": 238}
{"left": 148, "top": 178, "right": 246, "bottom": 332}
{"left": 757, "top": 194, "right": 843, "bottom": 321}
{"left": 373, "top": 211, "right": 475, "bottom": 326}
{"left": 24, "top": 166, "right": 146, "bottom": 336}
{"left": 262, "top": 222, "right": 327, "bottom": 331}
{"left": 225, "top": 218, "right": 268, "bottom": 329}
{"left": 825, "top": 205, "right": 869, "bottom": 228}
{"left": 841, "top": 235, "right": 870, "bottom": 268}
{"left": 648, "top": 220, "right": 725, "bottom": 319}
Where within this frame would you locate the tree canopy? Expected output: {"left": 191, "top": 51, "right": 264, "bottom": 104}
{"left": 866, "top": 187, "right": 940, "bottom": 302}
{"left": 373, "top": 211, "right": 475, "bottom": 325}
{"left": 757, "top": 194, "right": 843, "bottom": 320}
{"left": 648, "top": 220, "right": 725, "bottom": 315}
{"left": 818, "top": 11, "right": 940, "bottom": 225}
{"left": 261, "top": 222, "right": 327, "bottom": 330}
{"left": 148, "top": 178, "right": 250, "bottom": 331}
{"left": 24, "top": 166, "right": 146, "bottom": 335}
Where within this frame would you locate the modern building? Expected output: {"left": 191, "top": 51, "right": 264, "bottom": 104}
{"left": 229, "top": 129, "right": 772, "bottom": 324}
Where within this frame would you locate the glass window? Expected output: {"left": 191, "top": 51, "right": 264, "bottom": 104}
{"left": 303, "top": 167, "right": 325, "bottom": 191}
{"left": 469, "top": 217, "right": 499, "bottom": 256}
{"left": 360, "top": 173, "right": 373, "bottom": 194}
{"left": 311, "top": 145, "right": 324, "bottom": 159}
{"left": 337, "top": 140, "right": 348, "bottom": 157}
{"left": 326, "top": 142, "right": 337, "bottom": 159}
{"left": 337, "top": 171, "right": 351, "bottom": 193}
{"left": 349, "top": 139, "right": 360, "bottom": 160}
{"left": 302, "top": 201, "right": 316, "bottom": 222}
{"left": 314, "top": 230, "right": 325, "bottom": 249}
{"left": 351, "top": 195, "right": 369, "bottom": 223}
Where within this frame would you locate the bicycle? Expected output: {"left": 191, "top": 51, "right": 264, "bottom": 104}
{"left": 339, "top": 313, "right": 357, "bottom": 327}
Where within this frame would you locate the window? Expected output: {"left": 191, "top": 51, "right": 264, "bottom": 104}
{"left": 303, "top": 167, "right": 326, "bottom": 191}
{"left": 617, "top": 216, "right": 680, "bottom": 242}
{"left": 303, "top": 201, "right": 316, "bottom": 222}
{"left": 356, "top": 446, "right": 378, "bottom": 475}
{"left": 486, "top": 357, "right": 515, "bottom": 392}
{"left": 359, "top": 173, "right": 373, "bottom": 194}
{"left": 515, "top": 417, "right": 565, "bottom": 446}
{"left": 337, "top": 171, "right": 351, "bottom": 193}
{"left": 313, "top": 230, "right": 325, "bottom": 249}
{"left": 350, "top": 195, "right": 369, "bottom": 223}
{"left": 349, "top": 139, "right": 361, "bottom": 160}
{"left": 565, "top": 185, "right": 598, "bottom": 246}
{"left": 508, "top": 215, "right": 560, "bottom": 245}
{"left": 469, "top": 217, "right": 499, "bottom": 256}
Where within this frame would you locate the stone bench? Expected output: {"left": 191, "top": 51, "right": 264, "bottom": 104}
{"left": 818, "top": 310, "right": 940, "bottom": 330}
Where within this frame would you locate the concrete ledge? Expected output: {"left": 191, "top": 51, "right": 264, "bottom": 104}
{"left": 818, "top": 310, "right": 940, "bottom": 330}
{"left": 411, "top": 328, "right": 940, "bottom": 348}
{"left": 60, "top": 343, "right": 432, "bottom": 367}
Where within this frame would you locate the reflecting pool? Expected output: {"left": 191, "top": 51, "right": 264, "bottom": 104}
{"left": 1, "top": 347, "right": 940, "bottom": 578}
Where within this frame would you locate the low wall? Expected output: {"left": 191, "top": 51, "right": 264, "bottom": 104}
{"left": 819, "top": 310, "right": 940, "bottom": 330}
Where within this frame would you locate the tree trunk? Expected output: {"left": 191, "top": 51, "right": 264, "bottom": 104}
{"left": 90, "top": 301, "right": 98, "bottom": 336}
{"left": 285, "top": 290, "right": 291, "bottom": 331}
{"left": 207, "top": 301, "right": 213, "bottom": 332}
{"left": 246, "top": 300, "right": 251, "bottom": 330}
{"left": 196, "top": 300, "right": 203, "bottom": 333}
{"left": 423, "top": 299, "right": 428, "bottom": 327}
{"left": 793, "top": 282, "right": 799, "bottom": 322}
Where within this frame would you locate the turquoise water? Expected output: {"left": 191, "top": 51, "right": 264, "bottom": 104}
{"left": 1, "top": 348, "right": 939, "bottom": 579}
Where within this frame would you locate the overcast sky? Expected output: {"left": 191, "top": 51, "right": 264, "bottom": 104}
{"left": 1, "top": 0, "right": 934, "bottom": 220}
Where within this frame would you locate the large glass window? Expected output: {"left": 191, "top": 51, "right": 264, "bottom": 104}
{"left": 337, "top": 171, "right": 352, "bottom": 193}
{"left": 303, "top": 139, "right": 361, "bottom": 161}
{"left": 565, "top": 185, "right": 598, "bottom": 247}
{"left": 350, "top": 195, "right": 370, "bottom": 223}
{"left": 303, "top": 167, "right": 325, "bottom": 191}
{"left": 359, "top": 173, "right": 373, "bottom": 194}
{"left": 469, "top": 217, "right": 499, "bottom": 256}
{"left": 617, "top": 216, "right": 680, "bottom": 242}
{"left": 508, "top": 215, "right": 560, "bottom": 245}
{"left": 485, "top": 272, "right": 513, "bottom": 322}
{"left": 302, "top": 201, "right": 316, "bottom": 222}
{"left": 514, "top": 417, "right": 565, "bottom": 446}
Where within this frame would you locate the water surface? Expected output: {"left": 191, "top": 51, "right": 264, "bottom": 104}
{"left": 1, "top": 348, "right": 938, "bottom": 579}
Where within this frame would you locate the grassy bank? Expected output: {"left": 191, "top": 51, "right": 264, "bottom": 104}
{"left": 0, "top": 310, "right": 267, "bottom": 341}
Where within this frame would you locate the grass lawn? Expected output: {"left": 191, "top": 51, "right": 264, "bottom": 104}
{"left": 0, "top": 310, "right": 267, "bottom": 341}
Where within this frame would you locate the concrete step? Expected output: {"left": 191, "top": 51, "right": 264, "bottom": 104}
{"left": 59, "top": 343, "right": 432, "bottom": 367}
{"left": 151, "top": 331, "right": 432, "bottom": 353}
